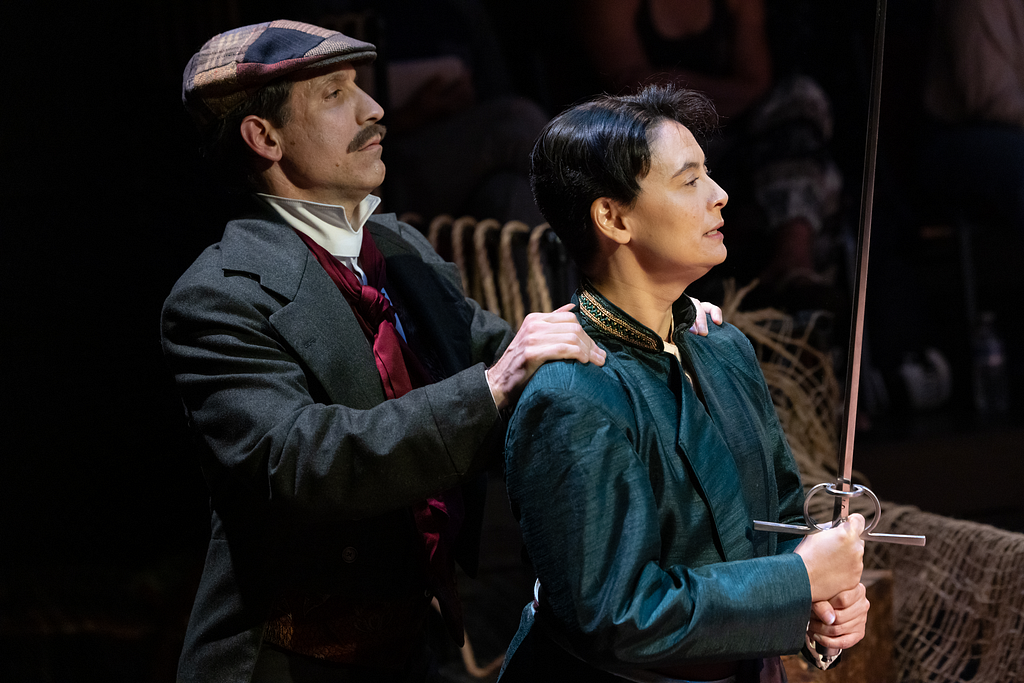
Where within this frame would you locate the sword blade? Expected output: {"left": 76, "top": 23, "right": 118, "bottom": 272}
{"left": 817, "top": 1, "right": 891, "bottom": 665}
{"left": 835, "top": 0, "right": 888, "bottom": 525}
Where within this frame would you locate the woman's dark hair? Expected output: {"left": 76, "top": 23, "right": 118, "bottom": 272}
{"left": 199, "top": 78, "right": 295, "bottom": 192}
{"left": 530, "top": 83, "right": 719, "bottom": 271}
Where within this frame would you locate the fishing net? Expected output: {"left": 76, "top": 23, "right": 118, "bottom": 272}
{"left": 724, "top": 280, "right": 1024, "bottom": 683}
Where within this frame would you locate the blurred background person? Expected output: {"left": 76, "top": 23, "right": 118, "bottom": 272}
{"left": 316, "top": 0, "right": 549, "bottom": 225}
{"left": 576, "top": 0, "right": 847, "bottom": 314}
{"left": 921, "top": 0, "right": 1024, "bottom": 236}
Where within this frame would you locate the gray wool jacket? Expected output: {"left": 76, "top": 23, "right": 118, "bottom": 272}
{"left": 161, "top": 210, "right": 512, "bottom": 682}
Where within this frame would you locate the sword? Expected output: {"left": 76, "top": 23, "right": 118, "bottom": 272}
{"left": 753, "top": 0, "right": 924, "bottom": 667}
{"left": 753, "top": 0, "right": 925, "bottom": 547}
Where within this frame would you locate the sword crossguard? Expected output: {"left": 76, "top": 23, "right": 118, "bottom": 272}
{"left": 754, "top": 483, "right": 926, "bottom": 546}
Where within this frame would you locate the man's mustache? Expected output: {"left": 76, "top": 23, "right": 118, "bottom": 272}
{"left": 348, "top": 124, "right": 387, "bottom": 153}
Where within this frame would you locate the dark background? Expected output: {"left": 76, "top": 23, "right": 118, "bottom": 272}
{"left": 3, "top": 1, "right": 1021, "bottom": 680}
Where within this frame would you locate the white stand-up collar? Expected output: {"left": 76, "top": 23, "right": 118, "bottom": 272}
{"left": 256, "top": 193, "right": 382, "bottom": 260}
{"left": 255, "top": 192, "right": 407, "bottom": 340}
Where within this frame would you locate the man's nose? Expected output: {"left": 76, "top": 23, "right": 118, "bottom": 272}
{"left": 359, "top": 88, "right": 384, "bottom": 124}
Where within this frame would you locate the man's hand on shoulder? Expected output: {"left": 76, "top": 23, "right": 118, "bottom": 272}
{"left": 688, "top": 297, "right": 724, "bottom": 336}
{"left": 486, "top": 304, "right": 606, "bottom": 411}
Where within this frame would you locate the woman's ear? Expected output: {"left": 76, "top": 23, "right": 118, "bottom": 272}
{"left": 590, "top": 197, "right": 631, "bottom": 246}
{"left": 239, "top": 115, "right": 284, "bottom": 162}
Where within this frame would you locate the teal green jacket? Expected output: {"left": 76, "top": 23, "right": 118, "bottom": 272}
{"left": 502, "top": 284, "right": 811, "bottom": 679}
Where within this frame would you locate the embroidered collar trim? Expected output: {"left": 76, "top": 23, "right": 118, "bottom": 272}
{"left": 577, "top": 279, "right": 699, "bottom": 353}
{"left": 578, "top": 281, "right": 663, "bottom": 352}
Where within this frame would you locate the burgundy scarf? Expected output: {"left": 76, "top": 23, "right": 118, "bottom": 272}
{"left": 294, "top": 227, "right": 466, "bottom": 643}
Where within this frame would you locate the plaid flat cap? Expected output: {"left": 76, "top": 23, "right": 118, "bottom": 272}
{"left": 183, "top": 19, "right": 376, "bottom": 127}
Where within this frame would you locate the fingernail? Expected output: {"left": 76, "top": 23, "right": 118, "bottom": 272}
{"left": 825, "top": 612, "right": 835, "bottom": 625}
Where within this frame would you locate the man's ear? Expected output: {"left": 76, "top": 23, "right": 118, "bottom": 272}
{"left": 239, "top": 115, "right": 283, "bottom": 162}
{"left": 590, "top": 197, "right": 631, "bottom": 246}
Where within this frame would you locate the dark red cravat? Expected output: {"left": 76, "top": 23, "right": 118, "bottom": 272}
{"left": 293, "top": 228, "right": 466, "bottom": 643}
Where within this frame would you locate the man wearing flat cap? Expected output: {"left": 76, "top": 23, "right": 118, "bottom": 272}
{"left": 162, "top": 19, "right": 621, "bottom": 683}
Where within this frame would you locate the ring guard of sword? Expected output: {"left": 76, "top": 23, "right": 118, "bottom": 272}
{"left": 752, "top": 0, "right": 925, "bottom": 665}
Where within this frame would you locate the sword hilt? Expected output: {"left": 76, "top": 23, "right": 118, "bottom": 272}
{"left": 753, "top": 483, "right": 926, "bottom": 546}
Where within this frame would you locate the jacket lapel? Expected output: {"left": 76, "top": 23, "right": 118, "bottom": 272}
{"left": 672, "top": 375, "right": 753, "bottom": 563}
{"left": 219, "top": 216, "right": 385, "bottom": 409}
{"left": 621, "top": 351, "right": 751, "bottom": 565}
{"left": 685, "top": 335, "right": 780, "bottom": 561}
{"left": 368, "top": 219, "right": 473, "bottom": 378}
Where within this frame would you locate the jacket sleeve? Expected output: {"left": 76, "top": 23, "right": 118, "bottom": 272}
{"left": 161, "top": 249, "right": 511, "bottom": 525}
{"left": 505, "top": 363, "right": 810, "bottom": 670}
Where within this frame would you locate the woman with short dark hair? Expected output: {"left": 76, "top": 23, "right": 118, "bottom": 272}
{"left": 500, "top": 84, "right": 869, "bottom": 683}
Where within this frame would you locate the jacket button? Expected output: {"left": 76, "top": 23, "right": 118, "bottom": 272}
{"left": 341, "top": 547, "right": 358, "bottom": 563}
